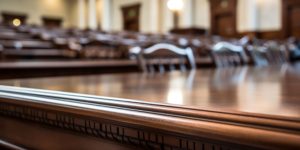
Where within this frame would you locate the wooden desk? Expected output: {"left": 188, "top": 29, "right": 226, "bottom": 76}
{"left": 0, "top": 64, "right": 300, "bottom": 149}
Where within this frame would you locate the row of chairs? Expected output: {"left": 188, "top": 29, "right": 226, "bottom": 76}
{"left": 132, "top": 36, "right": 300, "bottom": 73}
{"left": 0, "top": 24, "right": 77, "bottom": 59}
{"left": 0, "top": 24, "right": 299, "bottom": 71}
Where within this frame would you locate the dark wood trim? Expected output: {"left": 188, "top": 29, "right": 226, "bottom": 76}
{"left": 1, "top": 12, "right": 27, "bottom": 26}
{"left": 41, "top": 16, "right": 63, "bottom": 28}
{"left": 121, "top": 3, "right": 141, "bottom": 32}
{"left": 281, "top": 0, "right": 300, "bottom": 38}
{"left": 210, "top": 0, "right": 238, "bottom": 37}
{"left": 239, "top": 30, "right": 283, "bottom": 40}
{"left": 170, "top": 27, "right": 207, "bottom": 36}
{"left": 282, "top": 0, "right": 289, "bottom": 38}
{"left": 0, "top": 60, "right": 139, "bottom": 79}
{"left": 0, "top": 86, "right": 299, "bottom": 149}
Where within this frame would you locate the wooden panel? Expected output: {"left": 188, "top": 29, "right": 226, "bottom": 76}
{"left": 216, "top": 14, "right": 235, "bottom": 37}
{"left": 121, "top": 4, "right": 141, "bottom": 32}
{"left": 42, "top": 17, "right": 63, "bottom": 28}
{"left": 282, "top": 0, "right": 300, "bottom": 38}
{"left": 288, "top": 6, "right": 300, "bottom": 37}
{"left": 210, "top": 0, "right": 237, "bottom": 37}
{"left": 0, "top": 82, "right": 299, "bottom": 149}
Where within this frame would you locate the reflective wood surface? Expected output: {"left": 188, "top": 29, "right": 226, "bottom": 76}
{"left": 1, "top": 64, "right": 300, "bottom": 119}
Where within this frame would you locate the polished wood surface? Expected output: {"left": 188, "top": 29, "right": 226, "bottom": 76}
{"left": 0, "top": 139, "right": 26, "bottom": 150}
{"left": 0, "top": 117, "right": 137, "bottom": 150}
{"left": 0, "top": 60, "right": 140, "bottom": 79}
{"left": 0, "top": 60, "right": 137, "bottom": 69}
{"left": 1, "top": 64, "right": 300, "bottom": 149}
{"left": 1, "top": 64, "right": 300, "bottom": 119}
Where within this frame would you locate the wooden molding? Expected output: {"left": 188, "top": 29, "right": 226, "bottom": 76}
{"left": 170, "top": 27, "right": 207, "bottom": 36}
{"left": 0, "top": 86, "right": 299, "bottom": 149}
{"left": 0, "top": 139, "right": 26, "bottom": 150}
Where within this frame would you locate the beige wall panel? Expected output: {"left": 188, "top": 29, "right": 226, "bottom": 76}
{"left": 0, "top": 0, "right": 73, "bottom": 27}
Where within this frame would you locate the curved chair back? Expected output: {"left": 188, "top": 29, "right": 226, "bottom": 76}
{"left": 80, "top": 39, "right": 124, "bottom": 59}
{"left": 135, "top": 43, "right": 196, "bottom": 73}
{"left": 211, "top": 42, "right": 245, "bottom": 67}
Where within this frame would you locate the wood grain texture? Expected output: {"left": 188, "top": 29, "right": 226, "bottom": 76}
{"left": 1, "top": 64, "right": 300, "bottom": 119}
{"left": 0, "top": 83, "right": 299, "bottom": 149}
{"left": 0, "top": 64, "right": 300, "bottom": 149}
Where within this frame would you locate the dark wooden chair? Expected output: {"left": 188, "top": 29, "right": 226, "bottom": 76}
{"left": 135, "top": 43, "right": 196, "bottom": 73}
{"left": 187, "top": 38, "right": 214, "bottom": 66}
{"left": 210, "top": 42, "right": 245, "bottom": 67}
{"left": 79, "top": 39, "right": 125, "bottom": 59}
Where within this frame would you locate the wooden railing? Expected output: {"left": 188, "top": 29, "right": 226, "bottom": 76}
{"left": 0, "top": 85, "right": 299, "bottom": 150}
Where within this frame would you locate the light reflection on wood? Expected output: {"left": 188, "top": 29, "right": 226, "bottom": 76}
{"left": 1, "top": 64, "right": 300, "bottom": 119}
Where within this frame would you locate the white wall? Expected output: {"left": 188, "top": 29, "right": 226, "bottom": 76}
{"left": 194, "top": 0, "right": 210, "bottom": 29}
{"left": 111, "top": 0, "right": 162, "bottom": 33}
{"left": 0, "top": 0, "right": 73, "bottom": 27}
{"left": 256, "top": 0, "right": 281, "bottom": 31}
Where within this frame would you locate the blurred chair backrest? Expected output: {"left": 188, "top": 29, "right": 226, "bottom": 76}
{"left": 80, "top": 40, "right": 124, "bottom": 59}
{"left": 211, "top": 42, "right": 245, "bottom": 67}
{"left": 136, "top": 43, "right": 196, "bottom": 73}
{"left": 248, "top": 41, "right": 289, "bottom": 66}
